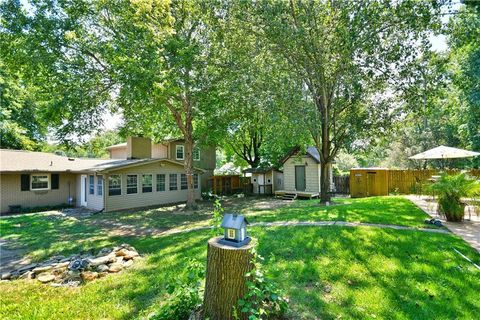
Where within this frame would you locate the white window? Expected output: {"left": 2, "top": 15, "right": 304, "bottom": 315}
{"left": 156, "top": 174, "right": 165, "bottom": 192}
{"left": 108, "top": 175, "right": 121, "bottom": 196}
{"left": 227, "top": 229, "right": 235, "bottom": 239}
{"left": 169, "top": 174, "right": 178, "bottom": 190}
{"left": 181, "top": 174, "right": 188, "bottom": 190}
{"left": 142, "top": 174, "right": 153, "bottom": 193}
{"left": 127, "top": 175, "right": 138, "bottom": 194}
{"left": 176, "top": 145, "right": 184, "bottom": 160}
{"left": 193, "top": 173, "right": 199, "bottom": 189}
{"left": 97, "top": 175, "right": 103, "bottom": 196}
{"left": 31, "top": 174, "right": 49, "bottom": 190}
{"left": 193, "top": 148, "right": 200, "bottom": 161}
{"left": 89, "top": 175, "right": 94, "bottom": 195}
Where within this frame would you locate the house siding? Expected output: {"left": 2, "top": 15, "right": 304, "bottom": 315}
{"left": 104, "top": 162, "right": 201, "bottom": 212}
{"left": 109, "top": 148, "right": 127, "bottom": 159}
{"left": 168, "top": 141, "right": 215, "bottom": 190}
{"left": 283, "top": 156, "right": 320, "bottom": 193}
{"left": 0, "top": 173, "right": 77, "bottom": 213}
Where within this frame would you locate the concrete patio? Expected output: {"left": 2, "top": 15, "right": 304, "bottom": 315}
{"left": 406, "top": 195, "right": 480, "bottom": 253}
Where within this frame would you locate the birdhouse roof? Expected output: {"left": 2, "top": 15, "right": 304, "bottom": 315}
{"left": 221, "top": 213, "right": 249, "bottom": 229}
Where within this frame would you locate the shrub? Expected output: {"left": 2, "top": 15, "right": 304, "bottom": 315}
{"left": 234, "top": 250, "right": 289, "bottom": 320}
{"left": 149, "top": 259, "right": 204, "bottom": 320}
{"left": 427, "top": 173, "right": 480, "bottom": 222}
{"left": 210, "top": 199, "right": 224, "bottom": 236}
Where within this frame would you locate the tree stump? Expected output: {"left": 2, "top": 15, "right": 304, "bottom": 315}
{"left": 203, "top": 236, "right": 256, "bottom": 320}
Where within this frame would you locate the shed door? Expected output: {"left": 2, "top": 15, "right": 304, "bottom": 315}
{"left": 295, "top": 166, "right": 306, "bottom": 191}
{"left": 367, "top": 172, "right": 376, "bottom": 196}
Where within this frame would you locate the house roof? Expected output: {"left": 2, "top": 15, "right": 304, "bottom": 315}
{"left": 280, "top": 146, "right": 321, "bottom": 164}
{"left": 242, "top": 167, "right": 282, "bottom": 174}
{"left": 106, "top": 142, "right": 127, "bottom": 150}
{"left": 221, "top": 213, "right": 249, "bottom": 229}
{"left": 0, "top": 149, "right": 205, "bottom": 173}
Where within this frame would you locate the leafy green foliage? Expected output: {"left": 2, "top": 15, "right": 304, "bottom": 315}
{"left": 210, "top": 199, "right": 224, "bottom": 236}
{"left": 149, "top": 259, "right": 204, "bottom": 320}
{"left": 235, "top": 249, "right": 288, "bottom": 320}
{"left": 427, "top": 173, "right": 480, "bottom": 221}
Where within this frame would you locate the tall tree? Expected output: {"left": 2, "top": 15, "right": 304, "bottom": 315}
{"left": 216, "top": 2, "right": 310, "bottom": 169}
{"left": 1, "top": 0, "right": 221, "bottom": 208}
{"left": 238, "top": 0, "right": 443, "bottom": 202}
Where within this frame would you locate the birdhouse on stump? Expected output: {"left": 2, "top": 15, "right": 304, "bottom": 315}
{"left": 219, "top": 213, "right": 250, "bottom": 247}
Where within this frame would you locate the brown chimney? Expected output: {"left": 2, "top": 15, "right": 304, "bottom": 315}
{"left": 127, "top": 137, "right": 152, "bottom": 159}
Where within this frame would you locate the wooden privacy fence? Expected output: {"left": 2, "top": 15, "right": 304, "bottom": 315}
{"left": 388, "top": 169, "right": 480, "bottom": 194}
{"left": 333, "top": 175, "right": 350, "bottom": 194}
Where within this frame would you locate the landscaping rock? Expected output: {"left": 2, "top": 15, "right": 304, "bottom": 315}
{"left": 123, "top": 259, "right": 134, "bottom": 268}
{"left": 17, "top": 263, "right": 38, "bottom": 273}
{"left": 37, "top": 273, "right": 55, "bottom": 283}
{"left": 115, "top": 248, "right": 129, "bottom": 257}
{"left": 65, "top": 270, "right": 81, "bottom": 281}
{"left": 96, "top": 264, "right": 109, "bottom": 273}
{"left": 123, "top": 250, "right": 139, "bottom": 260}
{"left": 54, "top": 261, "right": 70, "bottom": 268}
{"left": 97, "top": 248, "right": 112, "bottom": 256}
{"left": 32, "top": 265, "right": 53, "bottom": 274}
{"left": 1, "top": 273, "right": 12, "bottom": 280}
{"left": 19, "top": 271, "right": 34, "bottom": 280}
{"left": 81, "top": 271, "right": 98, "bottom": 281}
{"left": 89, "top": 255, "right": 115, "bottom": 266}
{"left": 108, "top": 263, "right": 123, "bottom": 273}
{"left": 5, "top": 245, "right": 140, "bottom": 286}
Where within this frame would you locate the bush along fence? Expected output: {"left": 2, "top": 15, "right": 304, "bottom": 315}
{"left": 388, "top": 169, "right": 480, "bottom": 194}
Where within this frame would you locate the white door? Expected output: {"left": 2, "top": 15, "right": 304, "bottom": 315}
{"left": 80, "top": 175, "right": 87, "bottom": 207}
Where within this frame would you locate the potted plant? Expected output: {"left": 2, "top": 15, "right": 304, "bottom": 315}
{"left": 428, "top": 173, "right": 480, "bottom": 222}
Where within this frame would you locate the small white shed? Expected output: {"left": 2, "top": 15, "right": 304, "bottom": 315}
{"left": 243, "top": 167, "right": 284, "bottom": 195}
{"left": 277, "top": 146, "right": 333, "bottom": 199}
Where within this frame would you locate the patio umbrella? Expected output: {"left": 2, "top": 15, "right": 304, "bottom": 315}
{"left": 409, "top": 145, "right": 480, "bottom": 160}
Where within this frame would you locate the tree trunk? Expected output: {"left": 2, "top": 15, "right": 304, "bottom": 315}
{"left": 320, "top": 161, "right": 331, "bottom": 203}
{"left": 184, "top": 134, "right": 197, "bottom": 210}
{"left": 203, "top": 237, "right": 256, "bottom": 320}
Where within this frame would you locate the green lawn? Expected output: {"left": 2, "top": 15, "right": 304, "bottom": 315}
{"left": 1, "top": 196, "right": 479, "bottom": 319}
{"left": 242, "top": 196, "right": 435, "bottom": 228}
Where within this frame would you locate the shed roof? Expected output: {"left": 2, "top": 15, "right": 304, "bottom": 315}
{"left": 221, "top": 213, "right": 249, "bottom": 229}
{"left": 0, "top": 149, "right": 205, "bottom": 173}
{"left": 281, "top": 146, "right": 321, "bottom": 164}
{"left": 242, "top": 167, "right": 282, "bottom": 174}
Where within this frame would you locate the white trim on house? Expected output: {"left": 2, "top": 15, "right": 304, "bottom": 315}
{"left": 176, "top": 145, "right": 184, "bottom": 160}
{"left": 80, "top": 174, "right": 87, "bottom": 206}
{"left": 30, "top": 173, "right": 50, "bottom": 191}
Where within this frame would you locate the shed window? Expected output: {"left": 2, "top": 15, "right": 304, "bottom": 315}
{"left": 31, "top": 174, "right": 49, "bottom": 190}
{"left": 97, "top": 175, "right": 103, "bottom": 196}
{"left": 127, "top": 175, "right": 138, "bottom": 194}
{"left": 169, "top": 174, "right": 178, "bottom": 190}
{"left": 142, "top": 174, "right": 153, "bottom": 193}
{"left": 89, "top": 175, "right": 95, "bottom": 194}
{"left": 176, "top": 145, "right": 184, "bottom": 160}
{"left": 108, "top": 175, "right": 121, "bottom": 196}
{"left": 156, "top": 174, "right": 165, "bottom": 192}
{"left": 227, "top": 229, "right": 235, "bottom": 239}
{"left": 193, "top": 173, "right": 199, "bottom": 189}
{"left": 193, "top": 148, "right": 200, "bottom": 161}
{"left": 181, "top": 174, "right": 188, "bottom": 190}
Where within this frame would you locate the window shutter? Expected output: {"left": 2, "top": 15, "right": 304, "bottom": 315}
{"left": 51, "top": 174, "right": 59, "bottom": 189}
{"left": 21, "top": 174, "right": 30, "bottom": 191}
